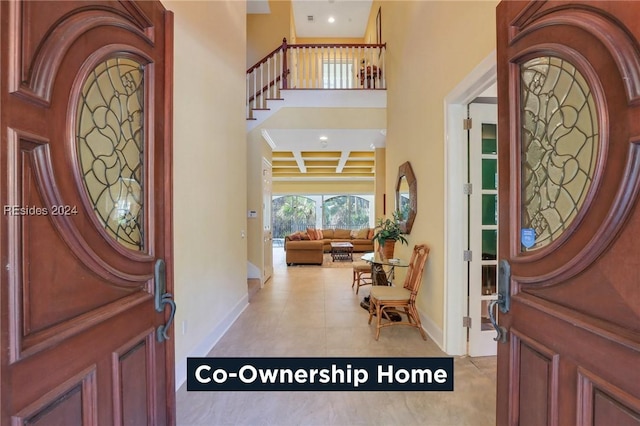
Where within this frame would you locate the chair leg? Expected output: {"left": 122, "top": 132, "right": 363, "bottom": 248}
{"left": 368, "top": 297, "right": 375, "bottom": 325}
{"left": 409, "top": 304, "right": 427, "bottom": 340}
{"left": 404, "top": 307, "right": 414, "bottom": 324}
{"left": 375, "top": 302, "right": 383, "bottom": 340}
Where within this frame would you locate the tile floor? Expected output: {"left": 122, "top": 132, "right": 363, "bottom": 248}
{"left": 176, "top": 249, "right": 497, "bottom": 426}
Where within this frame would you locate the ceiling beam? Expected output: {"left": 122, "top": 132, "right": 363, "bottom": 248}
{"left": 336, "top": 151, "right": 350, "bottom": 173}
{"left": 292, "top": 151, "right": 306, "bottom": 173}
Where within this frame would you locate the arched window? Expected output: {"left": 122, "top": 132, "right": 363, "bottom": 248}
{"left": 323, "top": 196, "right": 370, "bottom": 229}
{"left": 272, "top": 195, "right": 316, "bottom": 238}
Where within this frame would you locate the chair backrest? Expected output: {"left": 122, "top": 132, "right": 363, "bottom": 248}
{"left": 402, "top": 245, "right": 430, "bottom": 301}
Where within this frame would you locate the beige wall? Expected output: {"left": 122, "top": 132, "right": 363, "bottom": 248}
{"left": 364, "top": 1, "right": 382, "bottom": 45}
{"left": 163, "top": 0, "right": 247, "bottom": 375}
{"left": 247, "top": 0, "right": 292, "bottom": 68}
{"left": 382, "top": 0, "right": 498, "bottom": 331}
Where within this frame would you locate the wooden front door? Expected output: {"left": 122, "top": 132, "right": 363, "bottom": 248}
{"left": 496, "top": 1, "right": 640, "bottom": 424}
{"left": 0, "top": 1, "right": 175, "bottom": 424}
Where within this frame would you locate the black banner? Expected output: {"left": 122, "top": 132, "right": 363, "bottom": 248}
{"left": 187, "top": 357, "right": 454, "bottom": 391}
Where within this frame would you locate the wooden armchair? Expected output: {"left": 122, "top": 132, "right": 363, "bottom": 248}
{"left": 368, "top": 244, "right": 430, "bottom": 340}
{"left": 352, "top": 263, "right": 372, "bottom": 294}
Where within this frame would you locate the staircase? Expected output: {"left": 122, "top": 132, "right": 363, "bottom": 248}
{"left": 247, "top": 38, "right": 386, "bottom": 131}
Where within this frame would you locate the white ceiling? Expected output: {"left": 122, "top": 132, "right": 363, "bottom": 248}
{"left": 263, "top": 128, "right": 386, "bottom": 152}
{"left": 292, "top": 0, "right": 373, "bottom": 38}
{"left": 248, "top": 0, "right": 372, "bottom": 38}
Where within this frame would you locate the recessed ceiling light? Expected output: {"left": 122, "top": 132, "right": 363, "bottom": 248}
{"left": 328, "top": 16, "right": 335, "bottom": 23}
{"left": 319, "top": 136, "right": 328, "bottom": 141}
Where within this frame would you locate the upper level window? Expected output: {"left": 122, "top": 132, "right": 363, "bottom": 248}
{"left": 322, "top": 61, "right": 354, "bottom": 89}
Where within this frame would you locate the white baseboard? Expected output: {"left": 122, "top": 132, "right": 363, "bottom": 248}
{"left": 418, "top": 308, "right": 445, "bottom": 353}
{"left": 247, "top": 261, "right": 261, "bottom": 279}
{"left": 175, "top": 294, "right": 249, "bottom": 390}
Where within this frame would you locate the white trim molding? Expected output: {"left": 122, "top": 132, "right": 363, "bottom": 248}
{"left": 419, "top": 309, "right": 444, "bottom": 351}
{"left": 443, "top": 50, "right": 497, "bottom": 356}
{"left": 175, "top": 295, "right": 249, "bottom": 390}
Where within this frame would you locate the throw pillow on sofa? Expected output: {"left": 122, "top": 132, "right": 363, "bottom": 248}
{"left": 307, "top": 228, "right": 318, "bottom": 240}
{"left": 334, "top": 229, "right": 352, "bottom": 239}
{"left": 356, "top": 228, "right": 369, "bottom": 239}
{"left": 289, "top": 232, "right": 301, "bottom": 241}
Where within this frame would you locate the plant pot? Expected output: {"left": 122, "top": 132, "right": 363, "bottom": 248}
{"left": 382, "top": 239, "right": 396, "bottom": 259}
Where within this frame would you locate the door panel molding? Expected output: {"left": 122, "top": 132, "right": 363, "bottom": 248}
{"left": 513, "top": 292, "right": 640, "bottom": 353}
{"left": 11, "top": 365, "right": 98, "bottom": 425}
{"left": 509, "top": 328, "right": 560, "bottom": 426}
{"left": 111, "top": 329, "right": 158, "bottom": 426}
{"left": 8, "top": 129, "right": 154, "bottom": 284}
{"left": 577, "top": 367, "right": 640, "bottom": 426}
{"left": 8, "top": 1, "right": 153, "bottom": 105}
{"left": 15, "top": 292, "right": 152, "bottom": 363}
{"left": 511, "top": 142, "right": 640, "bottom": 286}
{"left": 510, "top": 7, "right": 640, "bottom": 103}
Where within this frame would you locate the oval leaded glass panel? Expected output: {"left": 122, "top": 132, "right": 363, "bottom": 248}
{"left": 77, "top": 58, "right": 145, "bottom": 251}
{"left": 520, "top": 56, "right": 598, "bottom": 251}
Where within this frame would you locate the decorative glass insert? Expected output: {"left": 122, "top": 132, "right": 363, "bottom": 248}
{"left": 520, "top": 56, "right": 598, "bottom": 251}
{"left": 77, "top": 58, "right": 145, "bottom": 251}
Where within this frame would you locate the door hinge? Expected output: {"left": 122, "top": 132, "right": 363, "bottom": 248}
{"left": 463, "top": 316, "right": 472, "bottom": 328}
{"left": 463, "top": 250, "right": 472, "bottom": 262}
{"left": 463, "top": 183, "right": 473, "bottom": 195}
{"left": 463, "top": 118, "right": 472, "bottom": 130}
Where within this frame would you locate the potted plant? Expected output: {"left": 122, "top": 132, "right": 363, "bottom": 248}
{"left": 373, "top": 211, "right": 408, "bottom": 259}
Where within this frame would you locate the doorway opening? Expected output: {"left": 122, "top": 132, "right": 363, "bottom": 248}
{"left": 444, "top": 51, "right": 497, "bottom": 356}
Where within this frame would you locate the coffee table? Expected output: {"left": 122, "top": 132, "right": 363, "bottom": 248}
{"left": 330, "top": 242, "right": 354, "bottom": 262}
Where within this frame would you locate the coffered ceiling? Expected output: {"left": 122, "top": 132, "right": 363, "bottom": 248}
{"left": 264, "top": 128, "right": 385, "bottom": 180}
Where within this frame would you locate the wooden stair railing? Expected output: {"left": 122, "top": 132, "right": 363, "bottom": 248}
{"left": 247, "top": 38, "right": 387, "bottom": 120}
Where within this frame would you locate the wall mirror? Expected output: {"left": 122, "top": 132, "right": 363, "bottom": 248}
{"left": 395, "top": 161, "right": 417, "bottom": 234}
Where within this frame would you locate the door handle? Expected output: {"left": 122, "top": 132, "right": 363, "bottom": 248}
{"left": 155, "top": 259, "right": 176, "bottom": 343}
{"left": 488, "top": 259, "right": 510, "bottom": 343}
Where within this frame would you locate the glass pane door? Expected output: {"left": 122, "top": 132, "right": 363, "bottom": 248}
{"left": 468, "top": 103, "right": 498, "bottom": 357}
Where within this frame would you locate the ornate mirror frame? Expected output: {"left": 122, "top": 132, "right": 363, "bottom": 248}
{"left": 395, "top": 161, "right": 417, "bottom": 234}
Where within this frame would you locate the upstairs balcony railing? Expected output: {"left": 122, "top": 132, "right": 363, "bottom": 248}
{"left": 247, "top": 38, "right": 386, "bottom": 118}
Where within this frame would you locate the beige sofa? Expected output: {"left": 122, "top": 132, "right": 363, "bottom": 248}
{"left": 284, "top": 228, "right": 374, "bottom": 265}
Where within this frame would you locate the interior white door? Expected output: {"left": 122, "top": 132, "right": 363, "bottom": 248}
{"left": 468, "top": 102, "right": 499, "bottom": 357}
{"left": 262, "top": 158, "right": 273, "bottom": 282}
